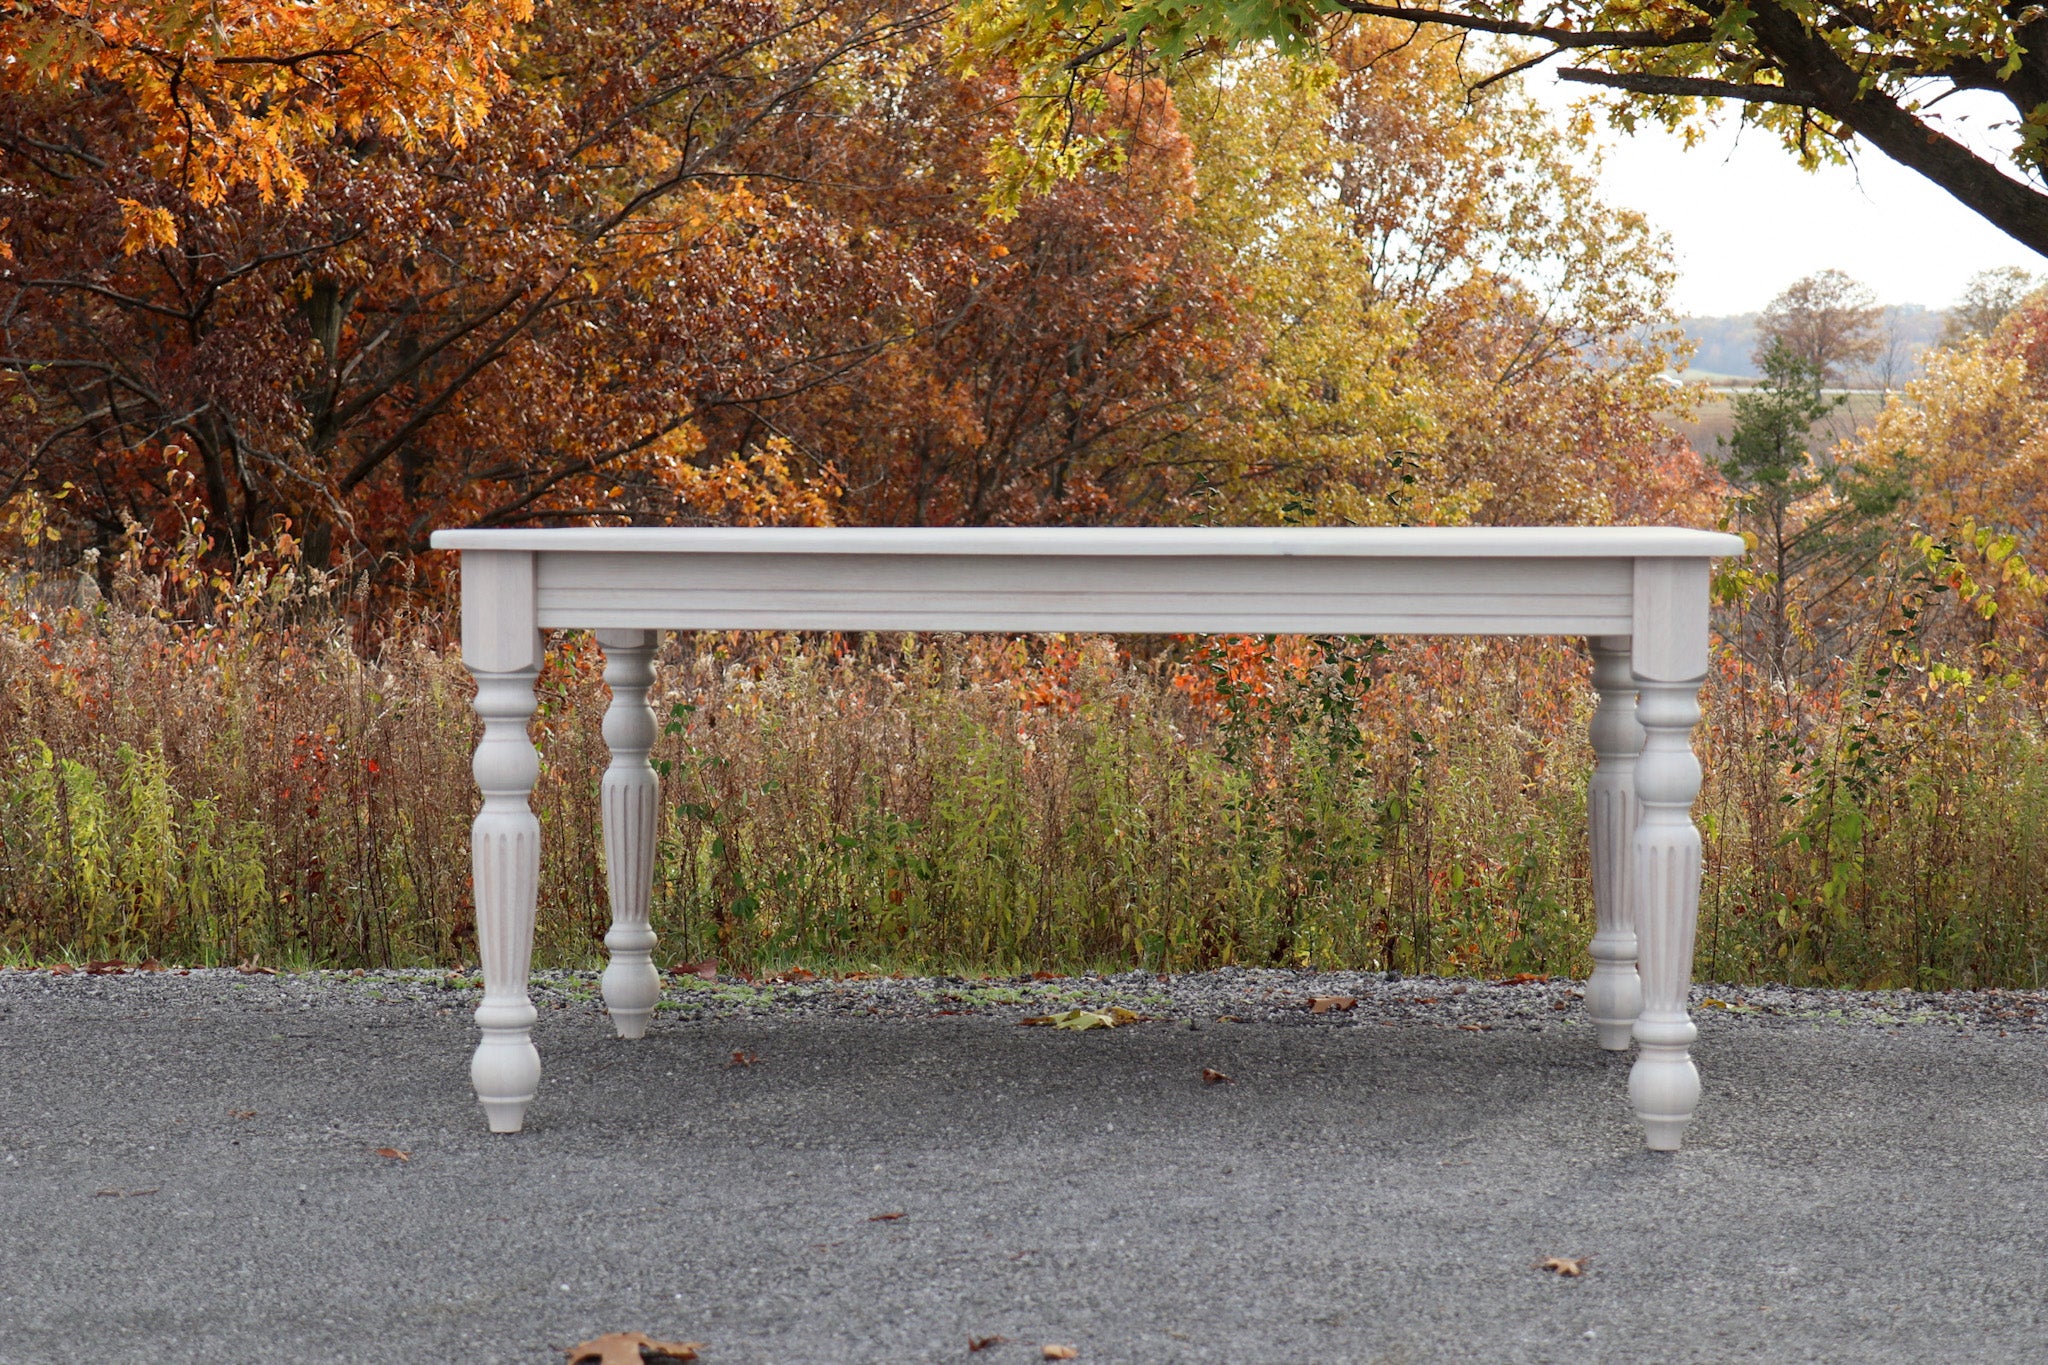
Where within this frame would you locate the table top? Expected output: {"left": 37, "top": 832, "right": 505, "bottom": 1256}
{"left": 430, "top": 526, "right": 1745, "bottom": 559}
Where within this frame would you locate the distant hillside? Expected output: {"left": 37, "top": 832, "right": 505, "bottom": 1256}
{"left": 1675, "top": 305, "right": 1947, "bottom": 384}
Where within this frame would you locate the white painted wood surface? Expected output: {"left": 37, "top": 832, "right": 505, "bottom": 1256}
{"left": 431, "top": 525, "right": 1743, "bottom": 1149}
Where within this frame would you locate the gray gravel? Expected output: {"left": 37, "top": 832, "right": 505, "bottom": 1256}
{"left": 2, "top": 966, "right": 2045, "bottom": 1364}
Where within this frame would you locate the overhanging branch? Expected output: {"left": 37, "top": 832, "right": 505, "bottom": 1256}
{"left": 1329, "top": 2, "right": 1712, "bottom": 49}
{"left": 1558, "top": 66, "right": 1825, "bottom": 108}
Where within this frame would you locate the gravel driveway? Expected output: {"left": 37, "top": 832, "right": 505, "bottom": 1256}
{"left": 1, "top": 966, "right": 2043, "bottom": 1363}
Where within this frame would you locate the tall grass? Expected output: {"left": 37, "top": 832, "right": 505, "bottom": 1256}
{"left": 3, "top": 525, "right": 2046, "bottom": 987}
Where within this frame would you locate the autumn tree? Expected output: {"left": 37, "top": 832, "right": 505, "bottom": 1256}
{"left": 1847, "top": 298, "right": 2048, "bottom": 663}
{"left": 2, "top": 0, "right": 1254, "bottom": 591}
{"left": 975, "top": 0, "right": 2048, "bottom": 257}
{"left": 1754, "top": 270, "right": 1882, "bottom": 388}
{"left": 1163, "top": 27, "right": 1707, "bottom": 529}
{"left": 1943, "top": 267, "right": 2040, "bottom": 346}
{"left": 721, "top": 69, "right": 1251, "bottom": 526}
{"left": 2, "top": 0, "right": 949, "bottom": 574}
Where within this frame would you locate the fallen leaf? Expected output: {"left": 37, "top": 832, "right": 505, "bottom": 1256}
{"left": 47, "top": 963, "right": 75, "bottom": 976}
{"left": 1031, "top": 970, "right": 1061, "bottom": 980}
{"left": 228, "top": 1109, "right": 256, "bottom": 1120}
{"left": 1550, "top": 999, "right": 1570, "bottom": 1011}
{"left": 1043, "top": 1346, "right": 1079, "bottom": 1360}
{"left": 565, "top": 1332, "right": 704, "bottom": 1364}
{"left": 1499, "top": 973, "right": 1551, "bottom": 986}
{"left": 669, "top": 960, "right": 718, "bottom": 980}
{"left": 1308, "top": 996, "right": 1357, "bottom": 1014}
{"left": 1019, "top": 1007, "right": 1141, "bottom": 1030}
{"left": 1201, "top": 1068, "right": 1234, "bottom": 1085}
{"left": 868, "top": 1211, "right": 906, "bottom": 1222}
{"left": 1213, "top": 1014, "right": 1240, "bottom": 1023}
{"left": 85, "top": 959, "right": 128, "bottom": 975}
{"left": 969, "top": 1335, "right": 1008, "bottom": 1352}
{"left": 1536, "top": 1255, "right": 1589, "bottom": 1277}
{"left": 1411, "top": 996, "right": 1439, "bottom": 1004}
{"left": 1701, "top": 997, "right": 1729, "bottom": 1009}
{"left": 766, "top": 967, "right": 816, "bottom": 983}
{"left": 236, "top": 960, "right": 276, "bottom": 976}
{"left": 728, "top": 1051, "right": 760, "bottom": 1068}
{"left": 373, "top": 1147, "right": 410, "bottom": 1162}
{"left": 136, "top": 958, "right": 165, "bottom": 972}
{"left": 841, "top": 971, "right": 875, "bottom": 980}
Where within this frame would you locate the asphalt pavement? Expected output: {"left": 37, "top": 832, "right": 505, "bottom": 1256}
{"left": 1, "top": 969, "right": 2044, "bottom": 1364}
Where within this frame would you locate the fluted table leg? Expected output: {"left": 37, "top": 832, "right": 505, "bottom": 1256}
{"left": 1587, "top": 637, "right": 1644, "bottom": 1051}
{"left": 598, "top": 629, "right": 662, "bottom": 1039}
{"left": 1627, "top": 559, "right": 1710, "bottom": 1151}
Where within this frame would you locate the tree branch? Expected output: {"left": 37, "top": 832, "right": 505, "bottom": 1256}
{"left": 1558, "top": 66, "right": 1824, "bottom": 107}
{"left": 1329, "top": 2, "right": 1712, "bottom": 50}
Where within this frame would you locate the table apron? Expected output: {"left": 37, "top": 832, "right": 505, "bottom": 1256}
{"left": 530, "top": 551, "right": 1637, "bottom": 636}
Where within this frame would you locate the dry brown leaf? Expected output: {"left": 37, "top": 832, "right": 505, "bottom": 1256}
{"left": 868, "top": 1211, "right": 906, "bottom": 1222}
{"left": 136, "top": 957, "right": 166, "bottom": 972}
{"left": 228, "top": 1109, "right": 256, "bottom": 1120}
{"left": 373, "top": 1147, "right": 410, "bottom": 1162}
{"left": 767, "top": 967, "right": 816, "bottom": 983}
{"left": 1536, "top": 1255, "right": 1589, "bottom": 1277}
{"left": 669, "top": 960, "right": 718, "bottom": 980}
{"left": 236, "top": 959, "right": 276, "bottom": 976}
{"left": 968, "top": 1335, "right": 1008, "bottom": 1352}
{"left": 1308, "top": 996, "right": 1357, "bottom": 1014}
{"left": 85, "top": 959, "right": 128, "bottom": 975}
{"left": 47, "top": 963, "right": 75, "bottom": 976}
{"left": 1201, "top": 1068, "right": 1233, "bottom": 1085}
{"left": 565, "top": 1332, "right": 704, "bottom": 1364}
{"left": 1499, "top": 973, "right": 1551, "bottom": 986}
{"left": 727, "top": 1050, "right": 760, "bottom": 1068}
{"left": 1030, "top": 970, "right": 1061, "bottom": 980}
{"left": 1020, "top": 1007, "right": 1142, "bottom": 1030}
{"left": 1042, "top": 1346, "right": 1079, "bottom": 1360}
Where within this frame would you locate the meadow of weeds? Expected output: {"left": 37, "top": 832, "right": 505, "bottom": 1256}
{"left": 3, "top": 522, "right": 2047, "bottom": 990}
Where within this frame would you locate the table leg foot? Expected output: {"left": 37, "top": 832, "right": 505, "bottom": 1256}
{"left": 601, "top": 934, "right": 660, "bottom": 1041}
{"left": 473, "top": 1010, "right": 541, "bottom": 1133}
{"left": 1629, "top": 1017, "right": 1701, "bottom": 1152}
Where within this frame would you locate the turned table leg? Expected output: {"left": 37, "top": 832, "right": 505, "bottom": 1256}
{"left": 468, "top": 662, "right": 544, "bottom": 1133}
{"left": 460, "top": 550, "right": 544, "bottom": 1134}
{"left": 1627, "top": 559, "right": 1710, "bottom": 1151}
{"left": 598, "top": 629, "right": 662, "bottom": 1039}
{"left": 1587, "top": 637, "right": 1644, "bottom": 1051}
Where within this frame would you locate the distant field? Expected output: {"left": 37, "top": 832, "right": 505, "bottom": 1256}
{"left": 1663, "top": 389, "right": 1892, "bottom": 458}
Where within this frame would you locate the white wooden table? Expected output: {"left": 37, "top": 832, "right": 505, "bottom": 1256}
{"left": 430, "top": 526, "right": 1743, "bottom": 1150}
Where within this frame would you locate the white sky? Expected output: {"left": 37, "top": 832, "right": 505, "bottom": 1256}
{"left": 1526, "top": 74, "right": 2048, "bottom": 316}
